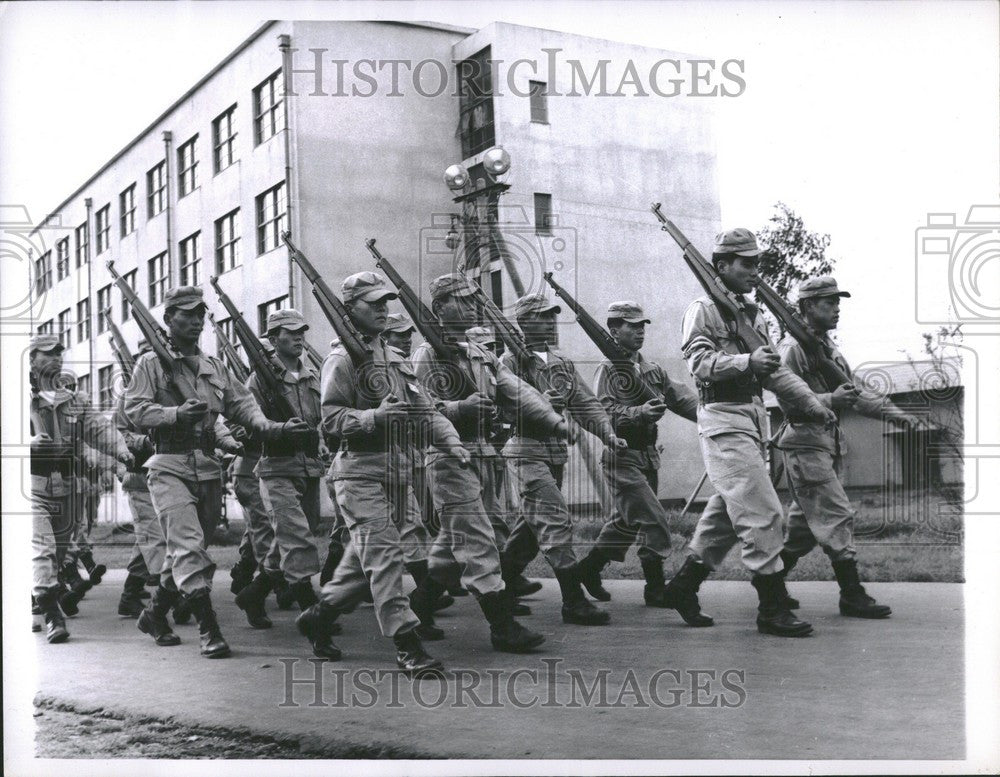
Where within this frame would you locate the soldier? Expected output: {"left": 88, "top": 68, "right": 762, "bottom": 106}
{"left": 664, "top": 228, "right": 836, "bottom": 638}
{"left": 775, "top": 275, "right": 915, "bottom": 618}
{"left": 29, "top": 334, "right": 131, "bottom": 642}
{"left": 124, "top": 286, "right": 309, "bottom": 658}
{"left": 497, "top": 292, "right": 629, "bottom": 625}
{"left": 296, "top": 272, "right": 471, "bottom": 672}
{"left": 235, "top": 309, "right": 326, "bottom": 629}
{"left": 571, "top": 301, "right": 703, "bottom": 617}
{"left": 410, "top": 274, "right": 602, "bottom": 627}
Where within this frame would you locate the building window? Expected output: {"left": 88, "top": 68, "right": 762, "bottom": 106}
{"left": 121, "top": 269, "right": 137, "bottom": 321}
{"left": 253, "top": 70, "right": 284, "bottom": 145}
{"left": 75, "top": 221, "right": 89, "bottom": 267}
{"left": 148, "top": 252, "right": 169, "bottom": 307}
{"left": 256, "top": 182, "right": 286, "bottom": 254}
{"left": 177, "top": 136, "right": 198, "bottom": 197}
{"left": 34, "top": 251, "right": 53, "bottom": 294}
{"left": 56, "top": 238, "right": 71, "bottom": 280}
{"left": 215, "top": 208, "right": 241, "bottom": 273}
{"left": 76, "top": 373, "right": 91, "bottom": 397}
{"left": 213, "top": 104, "right": 238, "bottom": 172}
{"left": 120, "top": 184, "right": 136, "bottom": 237}
{"left": 98, "top": 365, "right": 115, "bottom": 411}
{"left": 147, "top": 161, "right": 167, "bottom": 218}
{"left": 37, "top": 319, "right": 54, "bottom": 334}
{"left": 489, "top": 267, "right": 504, "bottom": 310}
{"left": 529, "top": 80, "right": 548, "bottom": 123}
{"left": 179, "top": 232, "right": 201, "bottom": 286}
{"left": 58, "top": 308, "right": 72, "bottom": 349}
{"left": 95, "top": 204, "right": 111, "bottom": 254}
{"left": 77, "top": 298, "right": 91, "bottom": 343}
{"left": 257, "top": 295, "right": 288, "bottom": 335}
{"left": 217, "top": 316, "right": 243, "bottom": 360}
{"left": 534, "top": 193, "right": 553, "bottom": 235}
{"left": 457, "top": 47, "right": 495, "bottom": 158}
{"left": 97, "top": 284, "right": 112, "bottom": 333}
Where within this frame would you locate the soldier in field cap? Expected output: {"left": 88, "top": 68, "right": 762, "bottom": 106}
{"left": 775, "top": 275, "right": 919, "bottom": 619}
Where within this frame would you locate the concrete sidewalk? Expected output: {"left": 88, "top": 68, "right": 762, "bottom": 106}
{"left": 34, "top": 573, "right": 964, "bottom": 760}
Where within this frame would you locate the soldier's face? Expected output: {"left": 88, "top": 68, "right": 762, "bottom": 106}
{"left": 31, "top": 349, "right": 64, "bottom": 381}
{"left": 805, "top": 296, "right": 841, "bottom": 332}
{"left": 519, "top": 310, "right": 558, "bottom": 346}
{"left": 717, "top": 256, "right": 759, "bottom": 294}
{"left": 271, "top": 327, "right": 306, "bottom": 359}
{"left": 613, "top": 321, "right": 646, "bottom": 351}
{"left": 437, "top": 293, "right": 478, "bottom": 328}
{"left": 165, "top": 306, "right": 205, "bottom": 342}
{"left": 384, "top": 329, "right": 413, "bottom": 357}
{"left": 351, "top": 298, "right": 389, "bottom": 336}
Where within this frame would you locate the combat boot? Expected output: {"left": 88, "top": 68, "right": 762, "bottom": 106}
{"left": 406, "top": 560, "right": 454, "bottom": 613}
{"left": 393, "top": 628, "right": 444, "bottom": 676}
{"left": 229, "top": 548, "right": 257, "bottom": 595}
{"left": 117, "top": 573, "right": 148, "bottom": 617}
{"left": 661, "top": 557, "right": 715, "bottom": 627}
{"left": 57, "top": 581, "right": 82, "bottom": 617}
{"left": 295, "top": 601, "right": 343, "bottom": 660}
{"left": 408, "top": 574, "right": 446, "bottom": 641}
{"left": 477, "top": 591, "right": 545, "bottom": 653}
{"left": 234, "top": 571, "right": 273, "bottom": 629}
{"left": 752, "top": 573, "right": 813, "bottom": 638}
{"left": 641, "top": 557, "right": 672, "bottom": 608}
{"left": 37, "top": 587, "right": 70, "bottom": 643}
{"left": 136, "top": 582, "right": 182, "bottom": 646}
{"left": 779, "top": 550, "right": 802, "bottom": 609}
{"left": 319, "top": 536, "right": 346, "bottom": 587}
{"left": 271, "top": 572, "right": 297, "bottom": 610}
{"left": 575, "top": 548, "right": 613, "bottom": 602}
{"left": 832, "top": 559, "right": 891, "bottom": 619}
{"left": 555, "top": 568, "right": 610, "bottom": 626}
{"left": 32, "top": 596, "right": 42, "bottom": 633}
{"left": 510, "top": 574, "right": 543, "bottom": 598}
{"left": 290, "top": 579, "right": 320, "bottom": 611}
{"left": 78, "top": 550, "right": 107, "bottom": 586}
{"left": 185, "top": 589, "right": 231, "bottom": 658}
{"left": 172, "top": 596, "right": 193, "bottom": 625}
{"left": 61, "top": 561, "right": 92, "bottom": 599}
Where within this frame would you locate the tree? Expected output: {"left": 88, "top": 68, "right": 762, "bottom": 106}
{"left": 755, "top": 202, "right": 835, "bottom": 341}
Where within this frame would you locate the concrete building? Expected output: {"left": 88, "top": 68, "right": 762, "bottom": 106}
{"left": 28, "top": 20, "right": 724, "bottom": 511}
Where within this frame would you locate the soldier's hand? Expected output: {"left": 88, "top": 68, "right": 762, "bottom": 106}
{"left": 459, "top": 392, "right": 495, "bottom": 419}
{"left": 813, "top": 406, "right": 838, "bottom": 427}
{"left": 607, "top": 435, "right": 628, "bottom": 450}
{"left": 116, "top": 449, "right": 135, "bottom": 469}
{"left": 373, "top": 396, "right": 411, "bottom": 426}
{"left": 176, "top": 398, "right": 209, "bottom": 424}
{"left": 831, "top": 382, "right": 860, "bottom": 409}
{"left": 447, "top": 444, "right": 471, "bottom": 467}
{"left": 554, "top": 419, "right": 578, "bottom": 445}
{"left": 639, "top": 398, "right": 668, "bottom": 423}
{"left": 280, "top": 417, "right": 312, "bottom": 438}
{"left": 230, "top": 425, "right": 249, "bottom": 443}
{"left": 749, "top": 346, "right": 781, "bottom": 377}
{"left": 544, "top": 389, "right": 567, "bottom": 414}
{"left": 217, "top": 438, "right": 244, "bottom": 456}
{"left": 31, "top": 432, "right": 54, "bottom": 453}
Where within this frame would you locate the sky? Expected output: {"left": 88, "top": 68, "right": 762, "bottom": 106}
{"left": 1, "top": 0, "right": 997, "bottom": 365}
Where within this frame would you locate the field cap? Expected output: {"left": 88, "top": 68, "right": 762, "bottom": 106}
{"left": 465, "top": 326, "right": 496, "bottom": 346}
{"left": 384, "top": 313, "right": 415, "bottom": 333}
{"left": 429, "top": 273, "right": 477, "bottom": 302}
{"left": 715, "top": 228, "right": 760, "bottom": 257}
{"left": 798, "top": 275, "right": 852, "bottom": 300}
{"left": 607, "top": 301, "right": 650, "bottom": 324}
{"left": 164, "top": 286, "right": 206, "bottom": 311}
{"left": 30, "top": 333, "right": 64, "bottom": 354}
{"left": 513, "top": 293, "right": 561, "bottom": 319}
{"left": 342, "top": 272, "right": 397, "bottom": 303}
{"left": 267, "top": 308, "right": 309, "bottom": 333}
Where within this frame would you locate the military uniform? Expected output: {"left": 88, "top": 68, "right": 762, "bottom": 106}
{"left": 775, "top": 276, "right": 896, "bottom": 618}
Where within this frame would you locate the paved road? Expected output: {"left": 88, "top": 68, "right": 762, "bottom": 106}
{"left": 35, "top": 573, "right": 964, "bottom": 760}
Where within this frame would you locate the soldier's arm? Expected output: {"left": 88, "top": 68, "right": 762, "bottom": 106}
{"left": 319, "top": 352, "right": 378, "bottom": 439}
{"left": 680, "top": 300, "right": 752, "bottom": 383}
{"left": 114, "top": 396, "right": 150, "bottom": 454}
{"left": 763, "top": 365, "right": 830, "bottom": 419}
{"left": 494, "top": 360, "right": 564, "bottom": 433}
{"left": 411, "top": 345, "right": 466, "bottom": 423}
{"left": 219, "top": 364, "right": 285, "bottom": 441}
{"left": 78, "top": 393, "right": 129, "bottom": 460}
{"left": 593, "top": 362, "right": 646, "bottom": 432}
{"left": 400, "top": 374, "right": 465, "bottom": 452}
{"left": 778, "top": 338, "right": 833, "bottom": 409}
{"left": 123, "top": 354, "right": 180, "bottom": 429}
{"left": 562, "top": 362, "right": 619, "bottom": 446}
{"left": 657, "top": 366, "right": 699, "bottom": 423}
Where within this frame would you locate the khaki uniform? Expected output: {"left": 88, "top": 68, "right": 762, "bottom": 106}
{"left": 593, "top": 356, "right": 699, "bottom": 563}
{"left": 320, "top": 339, "right": 462, "bottom": 636}
{"left": 30, "top": 387, "right": 124, "bottom": 598}
{"left": 411, "top": 339, "right": 563, "bottom": 590}
{"left": 247, "top": 360, "right": 325, "bottom": 584}
{"left": 124, "top": 350, "right": 281, "bottom": 594}
{"left": 231, "top": 446, "right": 280, "bottom": 570}
{"left": 682, "top": 294, "right": 828, "bottom": 575}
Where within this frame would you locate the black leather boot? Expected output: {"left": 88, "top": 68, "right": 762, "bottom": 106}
{"left": 57, "top": 579, "right": 82, "bottom": 617}
{"left": 229, "top": 548, "right": 257, "bottom": 595}
{"left": 290, "top": 579, "right": 320, "bottom": 611}
{"left": 319, "top": 536, "right": 346, "bottom": 587}
{"left": 32, "top": 596, "right": 42, "bottom": 633}
{"left": 406, "top": 560, "right": 454, "bottom": 613}
{"left": 172, "top": 595, "right": 193, "bottom": 625}
{"left": 295, "top": 601, "right": 343, "bottom": 660}
{"left": 752, "top": 573, "right": 813, "bottom": 637}
{"left": 510, "top": 574, "right": 543, "bottom": 598}
{"left": 478, "top": 591, "right": 545, "bottom": 653}
{"left": 661, "top": 557, "right": 714, "bottom": 627}
{"left": 641, "top": 556, "right": 670, "bottom": 608}
{"left": 832, "top": 559, "right": 891, "bottom": 618}
{"left": 136, "top": 583, "right": 182, "bottom": 646}
{"left": 271, "top": 571, "right": 297, "bottom": 610}
{"left": 779, "top": 550, "right": 802, "bottom": 609}
{"left": 118, "top": 573, "right": 148, "bottom": 617}
{"left": 185, "top": 588, "right": 231, "bottom": 658}
{"left": 555, "top": 568, "right": 610, "bottom": 625}
{"left": 234, "top": 571, "right": 274, "bottom": 629}
{"left": 78, "top": 550, "right": 106, "bottom": 586}
{"left": 576, "top": 548, "right": 613, "bottom": 602}
{"left": 408, "top": 574, "right": 447, "bottom": 641}
{"left": 393, "top": 628, "right": 444, "bottom": 676}
{"left": 37, "top": 587, "right": 70, "bottom": 643}
{"left": 61, "top": 560, "right": 92, "bottom": 599}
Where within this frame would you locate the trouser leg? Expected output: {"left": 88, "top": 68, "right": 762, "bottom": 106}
{"left": 261, "top": 475, "right": 321, "bottom": 584}
{"left": 147, "top": 472, "right": 220, "bottom": 596}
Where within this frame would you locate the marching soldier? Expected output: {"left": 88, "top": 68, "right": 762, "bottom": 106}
{"left": 236, "top": 309, "right": 326, "bottom": 629}
{"left": 29, "top": 334, "right": 131, "bottom": 642}
{"left": 664, "top": 229, "right": 836, "bottom": 638}
{"left": 124, "top": 286, "right": 309, "bottom": 658}
{"left": 572, "top": 301, "right": 703, "bottom": 617}
{"left": 775, "top": 275, "right": 915, "bottom": 618}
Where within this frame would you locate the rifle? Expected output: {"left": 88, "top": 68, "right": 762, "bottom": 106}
{"left": 650, "top": 203, "right": 768, "bottom": 353}
{"left": 106, "top": 311, "right": 136, "bottom": 384}
{"left": 206, "top": 311, "right": 250, "bottom": 384}
{"left": 465, "top": 279, "right": 533, "bottom": 367}
{"left": 365, "top": 238, "right": 479, "bottom": 398}
{"left": 106, "top": 260, "right": 193, "bottom": 404}
{"left": 303, "top": 340, "right": 325, "bottom": 373}
{"left": 208, "top": 276, "right": 299, "bottom": 423}
{"left": 281, "top": 232, "right": 370, "bottom": 367}
{"left": 542, "top": 271, "right": 662, "bottom": 405}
